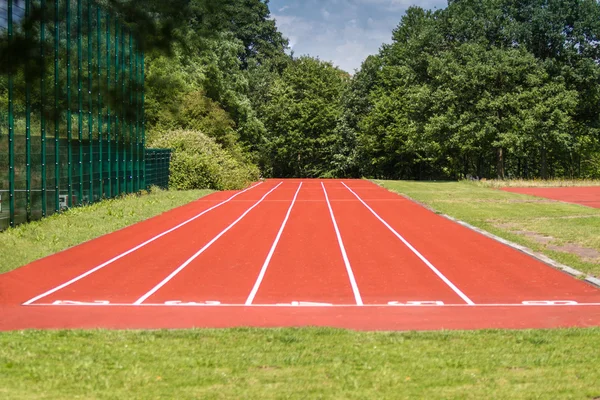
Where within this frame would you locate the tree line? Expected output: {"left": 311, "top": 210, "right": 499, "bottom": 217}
{"left": 3, "top": 0, "right": 600, "bottom": 185}
{"left": 149, "top": 0, "right": 600, "bottom": 182}
{"left": 347, "top": 0, "right": 600, "bottom": 180}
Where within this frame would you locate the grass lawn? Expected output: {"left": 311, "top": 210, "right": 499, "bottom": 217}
{"left": 1, "top": 328, "right": 600, "bottom": 399}
{"left": 377, "top": 180, "right": 600, "bottom": 277}
{"left": 0, "top": 188, "right": 212, "bottom": 274}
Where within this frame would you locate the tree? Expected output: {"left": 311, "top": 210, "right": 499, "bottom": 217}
{"left": 261, "top": 56, "right": 349, "bottom": 178}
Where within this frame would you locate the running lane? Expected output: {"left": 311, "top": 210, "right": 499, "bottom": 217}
{"left": 140, "top": 181, "right": 301, "bottom": 305}
{"left": 342, "top": 180, "right": 600, "bottom": 305}
{"left": 502, "top": 187, "right": 600, "bottom": 209}
{"left": 30, "top": 181, "right": 282, "bottom": 305}
{"left": 323, "top": 180, "right": 467, "bottom": 305}
{"left": 1, "top": 188, "right": 252, "bottom": 304}
{"left": 250, "top": 180, "right": 358, "bottom": 305}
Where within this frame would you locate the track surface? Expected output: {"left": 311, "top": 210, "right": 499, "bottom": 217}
{"left": 502, "top": 186, "right": 600, "bottom": 209}
{"left": 2, "top": 179, "right": 600, "bottom": 331}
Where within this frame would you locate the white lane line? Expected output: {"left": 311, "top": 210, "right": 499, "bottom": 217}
{"left": 321, "top": 182, "right": 364, "bottom": 306}
{"left": 341, "top": 182, "right": 476, "bottom": 306}
{"left": 22, "top": 182, "right": 265, "bottom": 306}
{"left": 133, "top": 182, "right": 284, "bottom": 305}
{"left": 245, "top": 182, "right": 303, "bottom": 305}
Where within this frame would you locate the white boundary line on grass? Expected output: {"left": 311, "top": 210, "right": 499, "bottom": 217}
{"left": 341, "top": 181, "right": 476, "bottom": 306}
{"left": 133, "top": 182, "right": 284, "bottom": 305}
{"left": 322, "top": 182, "right": 364, "bottom": 306}
{"left": 245, "top": 182, "right": 304, "bottom": 305}
{"left": 22, "top": 181, "right": 265, "bottom": 306}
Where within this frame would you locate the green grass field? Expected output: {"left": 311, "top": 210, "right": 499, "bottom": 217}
{"left": 2, "top": 182, "right": 600, "bottom": 399}
{"left": 1, "top": 328, "right": 600, "bottom": 399}
{"left": 377, "top": 180, "right": 600, "bottom": 277}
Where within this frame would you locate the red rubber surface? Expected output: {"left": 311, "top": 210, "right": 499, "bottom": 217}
{"left": 2, "top": 179, "right": 600, "bottom": 331}
{"left": 502, "top": 186, "right": 600, "bottom": 209}
{"left": 250, "top": 181, "right": 357, "bottom": 305}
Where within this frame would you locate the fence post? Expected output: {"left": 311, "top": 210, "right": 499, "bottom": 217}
{"left": 87, "top": 0, "right": 92, "bottom": 203}
{"left": 66, "top": 0, "right": 73, "bottom": 207}
{"left": 135, "top": 44, "right": 140, "bottom": 192}
{"left": 128, "top": 30, "right": 133, "bottom": 194}
{"left": 105, "top": 12, "right": 111, "bottom": 197}
{"left": 97, "top": 3, "right": 102, "bottom": 199}
{"left": 114, "top": 18, "right": 119, "bottom": 195}
{"left": 40, "top": 0, "right": 47, "bottom": 217}
{"left": 25, "top": 0, "right": 32, "bottom": 221}
{"left": 121, "top": 27, "right": 125, "bottom": 194}
{"left": 77, "top": 0, "right": 83, "bottom": 204}
{"left": 141, "top": 52, "right": 145, "bottom": 190}
{"left": 54, "top": 0, "right": 60, "bottom": 213}
{"left": 7, "top": 0, "right": 15, "bottom": 227}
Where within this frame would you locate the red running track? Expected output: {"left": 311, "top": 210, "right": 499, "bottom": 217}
{"left": 502, "top": 186, "right": 600, "bottom": 209}
{"left": 2, "top": 179, "right": 600, "bottom": 331}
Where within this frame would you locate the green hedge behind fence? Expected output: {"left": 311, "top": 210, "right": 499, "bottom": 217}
{"left": 0, "top": 0, "right": 173, "bottom": 231}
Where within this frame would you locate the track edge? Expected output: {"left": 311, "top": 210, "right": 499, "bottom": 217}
{"left": 367, "top": 179, "right": 600, "bottom": 289}
{"left": 442, "top": 215, "right": 600, "bottom": 289}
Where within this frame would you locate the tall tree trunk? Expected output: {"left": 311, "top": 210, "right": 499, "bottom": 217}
{"left": 496, "top": 147, "right": 505, "bottom": 179}
{"left": 541, "top": 145, "right": 548, "bottom": 179}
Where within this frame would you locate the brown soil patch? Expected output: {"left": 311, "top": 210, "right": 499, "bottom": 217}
{"left": 495, "top": 222, "right": 519, "bottom": 230}
{"left": 493, "top": 223, "right": 600, "bottom": 262}
{"left": 548, "top": 244, "right": 600, "bottom": 262}
{"left": 514, "top": 231, "right": 554, "bottom": 245}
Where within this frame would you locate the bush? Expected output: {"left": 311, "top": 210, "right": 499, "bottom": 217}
{"left": 150, "top": 129, "right": 260, "bottom": 191}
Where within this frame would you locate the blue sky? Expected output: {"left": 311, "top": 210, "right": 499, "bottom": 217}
{"left": 268, "top": 0, "right": 448, "bottom": 73}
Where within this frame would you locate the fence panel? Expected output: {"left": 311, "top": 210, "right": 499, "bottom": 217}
{"left": 145, "top": 149, "right": 171, "bottom": 190}
{"left": 0, "top": 0, "right": 146, "bottom": 231}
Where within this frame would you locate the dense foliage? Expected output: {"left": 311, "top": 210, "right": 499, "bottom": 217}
{"left": 143, "top": 0, "right": 289, "bottom": 188}
{"left": 259, "top": 57, "right": 349, "bottom": 178}
{"left": 3, "top": 0, "right": 600, "bottom": 184}
{"left": 152, "top": 130, "right": 259, "bottom": 190}
{"left": 349, "top": 0, "right": 600, "bottom": 180}
{"left": 146, "top": 0, "right": 600, "bottom": 183}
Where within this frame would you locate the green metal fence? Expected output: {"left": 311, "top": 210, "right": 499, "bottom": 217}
{"left": 145, "top": 148, "right": 171, "bottom": 190}
{"left": 0, "top": 0, "right": 147, "bottom": 231}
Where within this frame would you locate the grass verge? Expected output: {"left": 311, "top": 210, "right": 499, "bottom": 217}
{"left": 376, "top": 180, "right": 600, "bottom": 277}
{"left": 473, "top": 178, "right": 600, "bottom": 188}
{"left": 1, "top": 328, "right": 600, "bottom": 399}
{"left": 0, "top": 188, "right": 212, "bottom": 274}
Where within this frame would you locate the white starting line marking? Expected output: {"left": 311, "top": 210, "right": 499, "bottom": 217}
{"left": 276, "top": 301, "right": 334, "bottom": 307}
{"left": 52, "top": 300, "right": 111, "bottom": 306}
{"left": 30, "top": 300, "right": 600, "bottom": 307}
{"left": 388, "top": 301, "right": 445, "bottom": 306}
{"left": 164, "top": 301, "right": 222, "bottom": 306}
{"left": 522, "top": 300, "right": 579, "bottom": 306}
